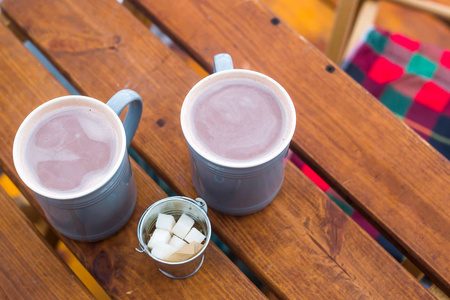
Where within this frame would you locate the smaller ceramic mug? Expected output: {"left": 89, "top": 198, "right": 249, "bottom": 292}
{"left": 181, "top": 54, "right": 296, "bottom": 215}
{"left": 13, "top": 90, "right": 143, "bottom": 242}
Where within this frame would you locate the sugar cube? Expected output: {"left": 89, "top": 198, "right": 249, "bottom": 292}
{"left": 155, "top": 213, "right": 176, "bottom": 232}
{"left": 166, "top": 242, "right": 204, "bottom": 262}
{"left": 184, "top": 227, "right": 206, "bottom": 244}
{"left": 172, "top": 214, "right": 195, "bottom": 239}
{"left": 169, "top": 235, "right": 188, "bottom": 250}
{"left": 151, "top": 243, "right": 177, "bottom": 260}
{"left": 147, "top": 228, "right": 171, "bottom": 250}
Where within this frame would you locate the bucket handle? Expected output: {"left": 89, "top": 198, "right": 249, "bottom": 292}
{"left": 177, "top": 196, "right": 208, "bottom": 213}
{"left": 195, "top": 197, "right": 207, "bottom": 213}
{"left": 189, "top": 197, "right": 207, "bottom": 213}
{"left": 135, "top": 244, "right": 147, "bottom": 253}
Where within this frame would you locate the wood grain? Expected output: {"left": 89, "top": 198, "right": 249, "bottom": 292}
{"left": 0, "top": 0, "right": 437, "bottom": 298}
{"left": 0, "top": 186, "right": 94, "bottom": 299}
{"left": 0, "top": 20, "right": 265, "bottom": 299}
{"left": 126, "top": 0, "right": 450, "bottom": 292}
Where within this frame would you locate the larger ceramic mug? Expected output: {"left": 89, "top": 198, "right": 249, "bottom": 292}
{"left": 181, "top": 54, "right": 296, "bottom": 215}
{"left": 13, "top": 90, "right": 143, "bottom": 242}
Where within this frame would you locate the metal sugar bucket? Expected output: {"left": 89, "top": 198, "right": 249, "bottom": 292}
{"left": 136, "top": 196, "right": 211, "bottom": 279}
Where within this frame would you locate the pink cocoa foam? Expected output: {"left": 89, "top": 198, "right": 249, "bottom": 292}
{"left": 191, "top": 77, "right": 286, "bottom": 162}
{"left": 25, "top": 106, "right": 118, "bottom": 193}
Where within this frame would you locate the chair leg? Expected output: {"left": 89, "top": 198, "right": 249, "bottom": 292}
{"left": 342, "top": 0, "right": 379, "bottom": 60}
{"left": 326, "top": 0, "right": 365, "bottom": 64}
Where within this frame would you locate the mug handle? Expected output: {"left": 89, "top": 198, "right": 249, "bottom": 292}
{"left": 213, "top": 53, "right": 234, "bottom": 72}
{"left": 106, "top": 89, "right": 143, "bottom": 149}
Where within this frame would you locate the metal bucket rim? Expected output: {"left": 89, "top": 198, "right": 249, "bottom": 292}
{"left": 137, "top": 196, "right": 211, "bottom": 265}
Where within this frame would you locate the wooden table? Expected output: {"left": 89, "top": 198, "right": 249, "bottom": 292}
{"left": 0, "top": 0, "right": 449, "bottom": 298}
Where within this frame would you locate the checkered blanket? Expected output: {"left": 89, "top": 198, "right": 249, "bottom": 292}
{"left": 343, "top": 27, "right": 450, "bottom": 160}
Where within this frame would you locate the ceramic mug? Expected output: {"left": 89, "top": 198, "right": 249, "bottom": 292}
{"left": 181, "top": 54, "right": 296, "bottom": 215}
{"left": 13, "top": 90, "right": 143, "bottom": 242}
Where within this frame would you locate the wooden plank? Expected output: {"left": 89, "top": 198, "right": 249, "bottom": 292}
{"left": 0, "top": 0, "right": 436, "bottom": 298}
{"left": 128, "top": 0, "right": 450, "bottom": 292}
{"left": 0, "top": 20, "right": 265, "bottom": 299}
{"left": 0, "top": 186, "right": 94, "bottom": 299}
